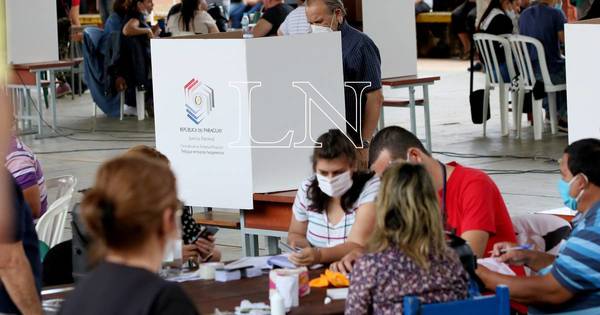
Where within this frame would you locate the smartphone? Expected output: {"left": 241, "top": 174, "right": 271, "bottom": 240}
{"left": 278, "top": 240, "right": 301, "bottom": 253}
{"left": 193, "top": 226, "right": 219, "bottom": 243}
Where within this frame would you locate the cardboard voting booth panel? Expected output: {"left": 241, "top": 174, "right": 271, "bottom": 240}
{"left": 152, "top": 33, "right": 346, "bottom": 209}
{"left": 362, "top": 0, "right": 417, "bottom": 78}
{"left": 5, "top": 0, "right": 59, "bottom": 64}
{"left": 565, "top": 19, "right": 600, "bottom": 142}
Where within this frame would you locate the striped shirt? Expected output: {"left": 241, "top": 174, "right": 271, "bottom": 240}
{"left": 531, "top": 201, "right": 600, "bottom": 314}
{"left": 278, "top": 5, "right": 310, "bottom": 35}
{"left": 340, "top": 21, "right": 382, "bottom": 145}
{"left": 5, "top": 136, "right": 48, "bottom": 217}
{"left": 292, "top": 175, "right": 380, "bottom": 248}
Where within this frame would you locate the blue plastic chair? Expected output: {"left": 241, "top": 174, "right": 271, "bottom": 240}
{"left": 403, "top": 285, "right": 510, "bottom": 315}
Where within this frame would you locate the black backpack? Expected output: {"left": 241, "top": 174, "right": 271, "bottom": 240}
{"left": 446, "top": 232, "right": 485, "bottom": 295}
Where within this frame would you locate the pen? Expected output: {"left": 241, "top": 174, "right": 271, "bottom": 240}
{"left": 498, "top": 244, "right": 533, "bottom": 254}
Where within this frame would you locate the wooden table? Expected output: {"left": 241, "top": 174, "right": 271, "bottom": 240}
{"left": 381, "top": 75, "right": 441, "bottom": 152}
{"left": 8, "top": 60, "right": 80, "bottom": 137}
{"left": 416, "top": 12, "right": 452, "bottom": 24}
{"left": 181, "top": 268, "right": 344, "bottom": 314}
{"left": 41, "top": 269, "right": 345, "bottom": 315}
{"left": 241, "top": 191, "right": 296, "bottom": 256}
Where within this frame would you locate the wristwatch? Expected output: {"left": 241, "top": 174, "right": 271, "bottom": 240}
{"left": 361, "top": 140, "right": 370, "bottom": 149}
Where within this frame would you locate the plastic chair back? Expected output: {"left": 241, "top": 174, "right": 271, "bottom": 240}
{"left": 403, "top": 285, "right": 510, "bottom": 315}
{"left": 36, "top": 176, "right": 77, "bottom": 248}
{"left": 474, "top": 33, "right": 516, "bottom": 86}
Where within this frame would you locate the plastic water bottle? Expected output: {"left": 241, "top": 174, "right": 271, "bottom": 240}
{"left": 241, "top": 13, "right": 252, "bottom": 38}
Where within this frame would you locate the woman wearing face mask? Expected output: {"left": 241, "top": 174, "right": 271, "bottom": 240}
{"left": 58, "top": 156, "right": 198, "bottom": 315}
{"left": 287, "top": 129, "right": 380, "bottom": 266}
{"left": 123, "top": 0, "right": 161, "bottom": 39}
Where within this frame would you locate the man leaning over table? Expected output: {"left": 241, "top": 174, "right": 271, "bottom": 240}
{"left": 477, "top": 138, "right": 600, "bottom": 314}
{"left": 306, "top": 0, "right": 384, "bottom": 169}
{"left": 330, "top": 126, "right": 523, "bottom": 278}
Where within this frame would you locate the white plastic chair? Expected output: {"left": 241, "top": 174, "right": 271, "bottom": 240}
{"left": 36, "top": 176, "right": 77, "bottom": 248}
{"left": 473, "top": 33, "right": 518, "bottom": 137}
{"left": 508, "top": 35, "right": 564, "bottom": 140}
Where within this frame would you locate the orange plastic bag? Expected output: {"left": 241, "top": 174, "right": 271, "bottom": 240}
{"left": 309, "top": 274, "right": 329, "bottom": 288}
{"left": 325, "top": 269, "right": 350, "bottom": 287}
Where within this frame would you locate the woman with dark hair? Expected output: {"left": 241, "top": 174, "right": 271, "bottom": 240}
{"left": 167, "top": 0, "right": 219, "bottom": 36}
{"left": 287, "top": 129, "right": 380, "bottom": 266}
{"left": 478, "top": 0, "right": 517, "bottom": 82}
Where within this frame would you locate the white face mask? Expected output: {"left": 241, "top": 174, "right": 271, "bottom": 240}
{"left": 310, "top": 14, "right": 336, "bottom": 33}
{"left": 311, "top": 24, "right": 333, "bottom": 33}
{"left": 317, "top": 170, "right": 353, "bottom": 197}
{"left": 506, "top": 9, "right": 517, "bottom": 20}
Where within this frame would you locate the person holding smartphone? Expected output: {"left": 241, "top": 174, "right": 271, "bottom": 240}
{"left": 123, "top": 145, "right": 221, "bottom": 264}
{"left": 287, "top": 129, "right": 379, "bottom": 266}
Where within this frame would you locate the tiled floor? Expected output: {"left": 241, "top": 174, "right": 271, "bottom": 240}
{"left": 17, "top": 59, "right": 568, "bottom": 261}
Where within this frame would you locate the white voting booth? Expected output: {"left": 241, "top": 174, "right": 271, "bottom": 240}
{"left": 5, "top": 0, "right": 59, "bottom": 64}
{"left": 565, "top": 19, "right": 600, "bottom": 143}
{"left": 362, "top": 0, "right": 418, "bottom": 78}
{"left": 152, "top": 32, "right": 346, "bottom": 209}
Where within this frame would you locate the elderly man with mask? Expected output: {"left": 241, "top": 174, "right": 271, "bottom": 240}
{"left": 306, "top": 0, "right": 384, "bottom": 168}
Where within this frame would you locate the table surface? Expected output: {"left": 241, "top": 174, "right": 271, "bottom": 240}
{"left": 42, "top": 268, "right": 345, "bottom": 315}
{"left": 381, "top": 75, "right": 440, "bottom": 86}
{"left": 253, "top": 190, "right": 296, "bottom": 204}
{"left": 10, "top": 60, "right": 80, "bottom": 71}
{"left": 382, "top": 75, "right": 441, "bottom": 86}
{"left": 181, "top": 268, "right": 345, "bottom": 315}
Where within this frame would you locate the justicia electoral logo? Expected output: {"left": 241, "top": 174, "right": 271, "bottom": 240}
{"left": 184, "top": 78, "right": 214, "bottom": 125}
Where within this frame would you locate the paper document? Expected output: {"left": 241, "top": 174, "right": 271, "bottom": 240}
{"left": 327, "top": 288, "right": 349, "bottom": 300}
{"left": 477, "top": 257, "right": 516, "bottom": 276}
{"left": 535, "top": 207, "right": 577, "bottom": 216}
{"left": 225, "top": 256, "right": 273, "bottom": 270}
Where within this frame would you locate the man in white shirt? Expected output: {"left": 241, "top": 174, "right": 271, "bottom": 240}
{"left": 278, "top": 0, "right": 311, "bottom": 35}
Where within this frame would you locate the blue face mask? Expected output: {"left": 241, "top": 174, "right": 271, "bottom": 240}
{"left": 558, "top": 175, "right": 587, "bottom": 210}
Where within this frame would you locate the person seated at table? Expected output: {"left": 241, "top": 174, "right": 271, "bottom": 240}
{"left": 519, "top": 0, "right": 568, "bottom": 130}
{"left": 277, "top": 0, "right": 310, "bottom": 35}
{"left": 253, "top": 0, "right": 293, "bottom": 37}
{"left": 4, "top": 134, "right": 47, "bottom": 219}
{"left": 346, "top": 162, "right": 469, "bottom": 314}
{"left": 478, "top": 0, "right": 517, "bottom": 83}
{"left": 452, "top": 0, "right": 477, "bottom": 59}
{"left": 229, "top": 0, "right": 263, "bottom": 29}
{"left": 331, "top": 126, "right": 521, "bottom": 274}
{"left": 287, "top": 129, "right": 379, "bottom": 266}
{"left": 167, "top": 0, "right": 220, "bottom": 36}
{"left": 124, "top": 145, "right": 222, "bottom": 264}
{"left": 476, "top": 138, "right": 600, "bottom": 314}
{"left": 121, "top": 0, "right": 160, "bottom": 117}
{"left": 58, "top": 156, "right": 198, "bottom": 315}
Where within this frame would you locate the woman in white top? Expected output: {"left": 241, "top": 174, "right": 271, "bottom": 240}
{"left": 288, "top": 129, "right": 380, "bottom": 266}
{"left": 167, "top": 0, "right": 219, "bottom": 36}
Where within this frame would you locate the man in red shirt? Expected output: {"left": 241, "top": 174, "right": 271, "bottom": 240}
{"left": 332, "top": 126, "right": 521, "bottom": 275}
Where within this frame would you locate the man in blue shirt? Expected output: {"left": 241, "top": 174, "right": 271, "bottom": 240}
{"left": 477, "top": 138, "right": 600, "bottom": 314}
{"left": 0, "top": 175, "right": 42, "bottom": 314}
{"left": 306, "top": 0, "right": 384, "bottom": 168}
{"left": 519, "top": 0, "right": 568, "bottom": 128}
